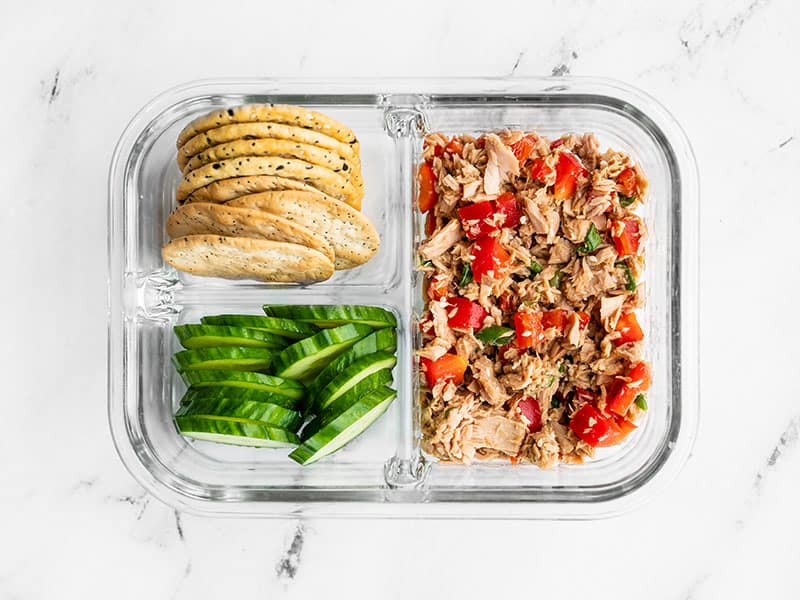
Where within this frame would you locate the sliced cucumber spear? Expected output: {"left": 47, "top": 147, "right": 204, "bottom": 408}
{"left": 180, "top": 370, "right": 306, "bottom": 400}
{"left": 307, "top": 328, "right": 397, "bottom": 398}
{"left": 174, "top": 324, "right": 288, "bottom": 350}
{"left": 289, "top": 386, "right": 396, "bottom": 465}
{"left": 177, "top": 388, "right": 303, "bottom": 430}
{"left": 272, "top": 323, "right": 373, "bottom": 382}
{"left": 172, "top": 347, "right": 273, "bottom": 373}
{"left": 303, "top": 369, "right": 394, "bottom": 440}
{"left": 176, "top": 415, "right": 300, "bottom": 448}
{"left": 311, "top": 353, "right": 396, "bottom": 414}
{"left": 263, "top": 304, "right": 397, "bottom": 329}
{"left": 200, "top": 314, "right": 319, "bottom": 340}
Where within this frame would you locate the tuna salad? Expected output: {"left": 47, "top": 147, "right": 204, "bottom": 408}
{"left": 417, "top": 130, "right": 651, "bottom": 468}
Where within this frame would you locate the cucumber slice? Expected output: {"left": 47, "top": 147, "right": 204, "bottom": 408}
{"left": 304, "top": 371, "right": 394, "bottom": 439}
{"left": 272, "top": 323, "right": 373, "bottom": 382}
{"left": 200, "top": 314, "right": 319, "bottom": 340}
{"left": 177, "top": 388, "right": 303, "bottom": 430}
{"left": 174, "top": 324, "right": 288, "bottom": 350}
{"left": 307, "top": 328, "right": 397, "bottom": 398}
{"left": 289, "top": 387, "right": 396, "bottom": 464}
{"left": 176, "top": 415, "right": 299, "bottom": 448}
{"left": 312, "top": 353, "right": 397, "bottom": 414}
{"left": 263, "top": 305, "right": 397, "bottom": 329}
{"left": 180, "top": 370, "right": 306, "bottom": 400}
{"left": 172, "top": 347, "right": 273, "bottom": 373}
{"left": 179, "top": 384, "right": 301, "bottom": 410}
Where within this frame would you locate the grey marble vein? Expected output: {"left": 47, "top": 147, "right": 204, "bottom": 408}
{"left": 680, "top": 0, "right": 771, "bottom": 56}
{"left": 508, "top": 51, "right": 525, "bottom": 77}
{"left": 174, "top": 510, "right": 184, "bottom": 542}
{"left": 48, "top": 70, "right": 60, "bottom": 104}
{"left": 275, "top": 522, "right": 305, "bottom": 581}
{"left": 778, "top": 136, "right": 794, "bottom": 149}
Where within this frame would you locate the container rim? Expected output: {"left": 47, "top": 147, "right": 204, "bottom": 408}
{"left": 107, "top": 76, "right": 699, "bottom": 519}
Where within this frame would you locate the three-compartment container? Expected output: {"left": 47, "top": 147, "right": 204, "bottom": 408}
{"left": 108, "top": 78, "right": 699, "bottom": 518}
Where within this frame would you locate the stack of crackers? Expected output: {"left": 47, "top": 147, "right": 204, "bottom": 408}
{"left": 162, "top": 104, "right": 378, "bottom": 283}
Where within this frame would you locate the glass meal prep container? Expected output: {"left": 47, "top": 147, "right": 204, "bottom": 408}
{"left": 108, "top": 78, "right": 699, "bottom": 518}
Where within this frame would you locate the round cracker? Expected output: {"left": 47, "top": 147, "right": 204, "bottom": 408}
{"left": 162, "top": 234, "right": 334, "bottom": 283}
{"left": 177, "top": 122, "right": 361, "bottom": 171}
{"left": 176, "top": 104, "right": 358, "bottom": 149}
{"left": 182, "top": 137, "right": 363, "bottom": 189}
{"left": 227, "top": 191, "right": 379, "bottom": 270}
{"left": 166, "top": 202, "right": 335, "bottom": 263}
{"left": 183, "top": 175, "right": 330, "bottom": 205}
{"left": 176, "top": 156, "right": 362, "bottom": 207}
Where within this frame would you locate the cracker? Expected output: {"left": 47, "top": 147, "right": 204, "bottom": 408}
{"left": 162, "top": 234, "right": 334, "bottom": 283}
{"left": 176, "top": 104, "right": 358, "bottom": 149}
{"left": 177, "top": 156, "right": 361, "bottom": 207}
{"left": 183, "top": 175, "right": 329, "bottom": 204}
{"left": 227, "top": 191, "right": 379, "bottom": 270}
{"left": 177, "top": 122, "right": 361, "bottom": 171}
{"left": 182, "top": 137, "right": 363, "bottom": 189}
{"left": 166, "top": 202, "right": 334, "bottom": 263}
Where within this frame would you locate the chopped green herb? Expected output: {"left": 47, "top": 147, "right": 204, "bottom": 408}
{"left": 559, "top": 361, "right": 566, "bottom": 375}
{"left": 475, "top": 325, "right": 516, "bottom": 346}
{"left": 458, "top": 262, "right": 473, "bottom": 287}
{"left": 577, "top": 222, "right": 602, "bottom": 254}
{"left": 549, "top": 271, "right": 563, "bottom": 289}
{"left": 529, "top": 260, "right": 543, "bottom": 276}
{"left": 619, "top": 194, "right": 637, "bottom": 208}
{"left": 551, "top": 398, "right": 561, "bottom": 408}
{"left": 616, "top": 261, "right": 637, "bottom": 292}
{"left": 634, "top": 394, "right": 647, "bottom": 411}
{"left": 546, "top": 375, "right": 556, "bottom": 388}
{"left": 420, "top": 259, "right": 433, "bottom": 268}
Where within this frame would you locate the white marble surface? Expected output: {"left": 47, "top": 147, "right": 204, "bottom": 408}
{"left": 2, "top": 0, "right": 799, "bottom": 597}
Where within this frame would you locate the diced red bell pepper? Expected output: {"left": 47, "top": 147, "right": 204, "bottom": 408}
{"left": 596, "top": 416, "right": 637, "bottom": 447}
{"left": 550, "top": 138, "right": 565, "bottom": 150}
{"left": 517, "top": 397, "right": 542, "bottom": 433}
{"left": 610, "top": 218, "right": 641, "bottom": 257}
{"left": 529, "top": 157, "right": 554, "bottom": 184}
{"left": 627, "top": 361, "right": 651, "bottom": 391}
{"left": 475, "top": 137, "right": 485, "bottom": 149}
{"left": 541, "top": 309, "right": 568, "bottom": 334}
{"left": 569, "top": 403, "right": 613, "bottom": 447}
{"left": 605, "top": 361, "right": 651, "bottom": 416}
{"left": 605, "top": 377, "right": 637, "bottom": 417}
{"left": 576, "top": 311, "right": 591, "bottom": 328}
{"left": 424, "top": 210, "right": 437, "bottom": 236}
{"left": 553, "top": 151, "right": 587, "bottom": 200}
{"left": 617, "top": 167, "right": 637, "bottom": 198}
{"left": 445, "top": 137, "right": 464, "bottom": 156}
{"left": 458, "top": 201, "right": 496, "bottom": 240}
{"left": 510, "top": 135, "right": 536, "bottom": 164}
{"left": 417, "top": 162, "right": 437, "bottom": 213}
{"left": 471, "top": 236, "right": 511, "bottom": 281}
{"left": 495, "top": 192, "right": 522, "bottom": 229}
{"left": 614, "top": 312, "right": 644, "bottom": 346}
{"left": 446, "top": 296, "right": 487, "bottom": 330}
{"left": 426, "top": 276, "right": 448, "bottom": 301}
{"left": 420, "top": 353, "right": 468, "bottom": 388}
{"left": 514, "top": 310, "right": 543, "bottom": 350}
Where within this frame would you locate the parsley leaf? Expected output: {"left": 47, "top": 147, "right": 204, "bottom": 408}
{"left": 530, "top": 260, "right": 543, "bottom": 276}
{"left": 549, "top": 270, "right": 564, "bottom": 289}
{"left": 616, "top": 261, "right": 637, "bottom": 292}
{"left": 458, "top": 262, "right": 473, "bottom": 287}
{"left": 475, "top": 325, "right": 516, "bottom": 346}
{"left": 577, "top": 222, "right": 602, "bottom": 254}
{"left": 619, "top": 194, "right": 637, "bottom": 208}
{"left": 634, "top": 394, "right": 648, "bottom": 410}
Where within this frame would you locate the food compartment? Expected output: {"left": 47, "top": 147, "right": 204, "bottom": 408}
{"left": 411, "top": 94, "right": 688, "bottom": 504}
